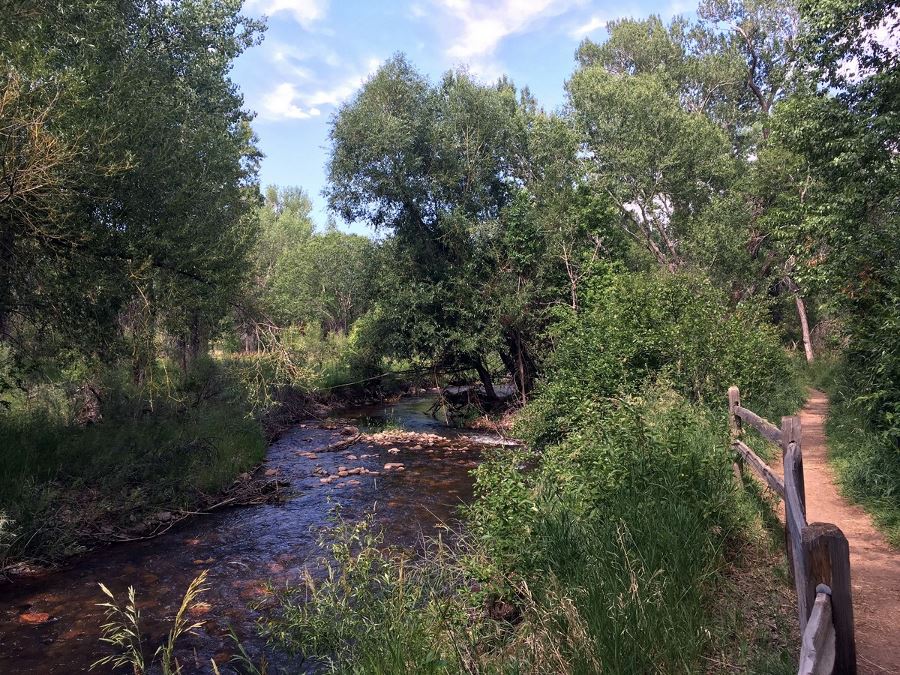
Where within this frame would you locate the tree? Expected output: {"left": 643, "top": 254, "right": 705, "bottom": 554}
{"left": 328, "top": 56, "right": 525, "bottom": 397}
{"left": 0, "top": 0, "right": 264, "bottom": 381}
{"left": 328, "top": 56, "right": 615, "bottom": 399}
{"left": 699, "top": 0, "right": 803, "bottom": 136}
{"left": 773, "top": 0, "right": 899, "bottom": 423}
{"left": 568, "top": 54, "right": 734, "bottom": 272}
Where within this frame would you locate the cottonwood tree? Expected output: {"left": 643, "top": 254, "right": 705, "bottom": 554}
{"left": 696, "top": 0, "right": 819, "bottom": 361}
{"left": 328, "top": 56, "right": 610, "bottom": 399}
{"left": 0, "top": 0, "right": 264, "bottom": 385}
{"left": 568, "top": 54, "right": 735, "bottom": 272}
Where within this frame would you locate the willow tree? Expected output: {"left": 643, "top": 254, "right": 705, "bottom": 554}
{"left": 327, "top": 56, "right": 603, "bottom": 399}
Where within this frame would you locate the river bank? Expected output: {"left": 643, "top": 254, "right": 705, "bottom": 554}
{"left": 0, "top": 377, "right": 449, "bottom": 578}
{"left": 0, "top": 394, "right": 505, "bottom": 673}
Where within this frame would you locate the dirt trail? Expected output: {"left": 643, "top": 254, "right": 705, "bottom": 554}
{"left": 797, "top": 389, "right": 900, "bottom": 674}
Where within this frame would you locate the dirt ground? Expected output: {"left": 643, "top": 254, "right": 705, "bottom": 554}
{"left": 794, "top": 390, "right": 900, "bottom": 674}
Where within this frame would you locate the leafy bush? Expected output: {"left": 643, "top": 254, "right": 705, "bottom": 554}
{"left": 825, "top": 392, "right": 900, "bottom": 548}
{"left": 469, "top": 386, "right": 740, "bottom": 670}
{"left": 517, "top": 270, "right": 802, "bottom": 447}
{"left": 258, "top": 270, "right": 801, "bottom": 672}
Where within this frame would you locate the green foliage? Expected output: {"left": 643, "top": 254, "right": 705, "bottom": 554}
{"left": 1, "top": 0, "right": 263, "bottom": 380}
{"left": 820, "top": 360, "right": 900, "bottom": 548}
{"left": 326, "top": 56, "right": 612, "bottom": 398}
{"left": 0, "top": 361, "right": 265, "bottom": 565}
{"left": 262, "top": 386, "right": 764, "bottom": 673}
{"left": 517, "top": 270, "right": 801, "bottom": 447}
{"left": 568, "top": 60, "right": 734, "bottom": 271}
{"left": 771, "top": 0, "right": 900, "bottom": 440}
{"left": 239, "top": 186, "right": 377, "bottom": 337}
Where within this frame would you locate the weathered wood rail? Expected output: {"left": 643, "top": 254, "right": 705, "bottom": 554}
{"left": 728, "top": 386, "right": 856, "bottom": 675}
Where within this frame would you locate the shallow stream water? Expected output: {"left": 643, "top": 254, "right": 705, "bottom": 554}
{"left": 0, "top": 395, "right": 501, "bottom": 673}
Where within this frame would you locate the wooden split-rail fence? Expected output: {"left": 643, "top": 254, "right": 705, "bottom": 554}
{"left": 728, "top": 386, "right": 856, "bottom": 675}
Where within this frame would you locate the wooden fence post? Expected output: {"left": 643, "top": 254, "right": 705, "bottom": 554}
{"left": 782, "top": 416, "right": 806, "bottom": 517}
{"left": 728, "top": 386, "right": 742, "bottom": 437}
{"left": 802, "top": 523, "right": 856, "bottom": 675}
{"left": 784, "top": 446, "right": 810, "bottom": 626}
{"left": 781, "top": 415, "right": 805, "bottom": 587}
{"left": 729, "top": 386, "right": 743, "bottom": 482}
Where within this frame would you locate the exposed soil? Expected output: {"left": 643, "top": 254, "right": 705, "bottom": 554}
{"left": 792, "top": 390, "right": 900, "bottom": 674}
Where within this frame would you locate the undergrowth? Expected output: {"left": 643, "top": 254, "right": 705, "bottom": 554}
{"left": 261, "top": 387, "right": 798, "bottom": 673}
{"left": 809, "top": 355, "right": 900, "bottom": 548}
{"left": 255, "top": 271, "right": 804, "bottom": 673}
{"left": 0, "top": 359, "right": 265, "bottom": 567}
{"left": 825, "top": 397, "right": 900, "bottom": 548}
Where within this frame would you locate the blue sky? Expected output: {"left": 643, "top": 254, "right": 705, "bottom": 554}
{"left": 231, "top": 0, "right": 695, "bottom": 231}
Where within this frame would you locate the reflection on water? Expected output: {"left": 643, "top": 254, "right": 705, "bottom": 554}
{"left": 0, "top": 395, "right": 500, "bottom": 674}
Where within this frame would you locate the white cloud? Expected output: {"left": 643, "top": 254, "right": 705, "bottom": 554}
{"left": 262, "top": 83, "right": 322, "bottom": 119}
{"left": 303, "top": 58, "right": 381, "bottom": 107}
{"left": 429, "top": 0, "right": 582, "bottom": 61}
{"left": 248, "top": 0, "right": 330, "bottom": 28}
{"left": 260, "top": 58, "right": 382, "bottom": 121}
{"left": 569, "top": 14, "right": 606, "bottom": 39}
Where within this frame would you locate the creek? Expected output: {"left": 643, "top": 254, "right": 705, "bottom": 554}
{"left": 0, "top": 394, "right": 507, "bottom": 673}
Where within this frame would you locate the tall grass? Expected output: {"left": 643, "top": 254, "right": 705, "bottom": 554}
{"left": 825, "top": 397, "right": 900, "bottom": 547}
{"left": 0, "top": 361, "right": 266, "bottom": 566}
{"left": 261, "top": 387, "right": 759, "bottom": 673}
{"left": 94, "top": 570, "right": 211, "bottom": 674}
{"left": 256, "top": 271, "right": 803, "bottom": 673}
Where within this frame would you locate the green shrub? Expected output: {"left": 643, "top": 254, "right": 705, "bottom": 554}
{"left": 257, "top": 270, "right": 800, "bottom": 672}
{"left": 467, "top": 386, "right": 739, "bottom": 671}
{"left": 262, "top": 387, "right": 748, "bottom": 673}
{"left": 517, "top": 270, "right": 802, "bottom": 448}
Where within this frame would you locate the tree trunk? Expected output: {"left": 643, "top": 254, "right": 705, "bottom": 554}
{"left": 180, "top": 313, "right": 208, "bottom": 373}
{"left": 795, "top": 293, "right": 814, "bottom": 364}
{"left": 784, "top": 273, "right": 814, "bottom": 364}
{"left": 502, "top": 329, "right": 536, "bottom": 401}
{"left": 239, "top": 322, "right": 259, "bottom": 352}
{"left": 473, "top": 357, "right": 498, "bottom": 401}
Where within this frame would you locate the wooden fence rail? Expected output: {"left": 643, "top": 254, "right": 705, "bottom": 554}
{"left": 728, "top": 386, "right": 856, "bottom": 675}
